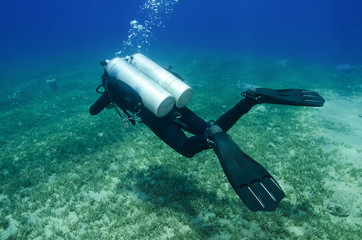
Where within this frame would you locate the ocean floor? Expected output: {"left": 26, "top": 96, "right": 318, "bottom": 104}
{"left": 0, "top": 50, "right": 361, "bottom": 239}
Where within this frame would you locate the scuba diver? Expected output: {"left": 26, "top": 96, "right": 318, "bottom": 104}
{"left": 90, "top": 54, "right": 325, "bottom": 212}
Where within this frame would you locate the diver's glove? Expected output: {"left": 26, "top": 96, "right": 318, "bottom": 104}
{"left": 243, "top": 88, "right": 325, "bottom": 107}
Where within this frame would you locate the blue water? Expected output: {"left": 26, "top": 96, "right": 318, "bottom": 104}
{"left": 0, "top": 0, "right": 362, "bottom": 77}
{"left": 1, "top": 1, "right": 362, "bottom": 238}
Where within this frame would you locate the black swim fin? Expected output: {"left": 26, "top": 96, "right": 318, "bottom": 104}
{"left": 208, "top": 125, "right": 285, "bottom": 211}
{"left": 243, "top": 88, "right": 325, "bottom": 107}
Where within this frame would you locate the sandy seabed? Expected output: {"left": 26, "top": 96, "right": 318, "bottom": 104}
{"left": 0, "top": 50, "right": 361, "bottom": 239}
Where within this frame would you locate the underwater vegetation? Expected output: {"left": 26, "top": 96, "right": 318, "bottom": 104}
{"left": 0, "top": 51, "right": 361, "bottom": 239}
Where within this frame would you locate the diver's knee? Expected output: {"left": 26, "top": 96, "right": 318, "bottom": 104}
{"left": 178, "top": 150, "right": 195, "bottom": 158}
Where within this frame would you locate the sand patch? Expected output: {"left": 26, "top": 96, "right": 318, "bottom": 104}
{"left": 313, "top": 93, "right": 361, "bottom": 222}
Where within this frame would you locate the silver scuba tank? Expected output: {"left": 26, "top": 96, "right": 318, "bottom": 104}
{"left": 106, "top": 57, "right": 175, "bottom": 118}
{"left": 129, "top": 53, "right": 193, "bottom": 108}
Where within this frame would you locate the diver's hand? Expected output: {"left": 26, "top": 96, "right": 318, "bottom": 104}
{"left": 90, "top": 93, "right": 111, "bottom": 115}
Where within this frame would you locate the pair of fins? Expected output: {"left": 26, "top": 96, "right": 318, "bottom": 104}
{"left": 209, "top": 88, "right": 325, "bottom": 211}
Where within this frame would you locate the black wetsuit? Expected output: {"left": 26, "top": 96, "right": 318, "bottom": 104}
{"left": 90, "top": 74, "right": 255, "bottom": 158}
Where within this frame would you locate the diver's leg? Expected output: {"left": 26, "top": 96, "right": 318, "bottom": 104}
{"left": 176, "top": 98, "right": 255, "bottom": 134}
{"left": 215, "top": 98, "right": 256, "bottom": 132}
{"left": 139, "top": 107, "right": 208, "bottom": 158}
{"left": 177, "top": 107, "right": 210, "bottom": 135}
{"left": 177, "top": 135, "right": 210, "bottom": 158}
{"left": 215, "top": 88, "right": 325, "bottom": 132}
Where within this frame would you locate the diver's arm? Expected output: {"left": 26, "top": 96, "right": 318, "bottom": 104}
{"left": 89, "top": 93, "right": 111, "bottom": 115}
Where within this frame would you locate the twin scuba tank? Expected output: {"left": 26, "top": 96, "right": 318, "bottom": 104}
{"left": 105, "top": 54, "right": 193, "bottom": 117}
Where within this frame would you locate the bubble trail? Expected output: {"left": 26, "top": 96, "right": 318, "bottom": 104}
{"left": 115, "top": 0, "right": 179, "bottom": 57}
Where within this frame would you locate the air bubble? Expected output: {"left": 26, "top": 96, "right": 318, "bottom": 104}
{"left": 115, "top": 0, "right": 179, "bottom": 56}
